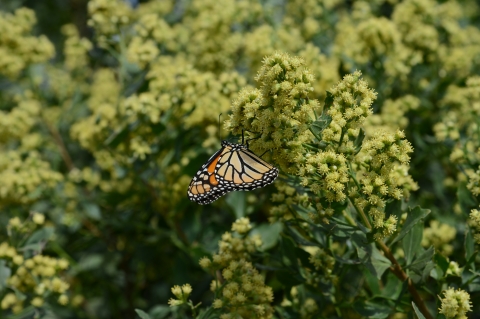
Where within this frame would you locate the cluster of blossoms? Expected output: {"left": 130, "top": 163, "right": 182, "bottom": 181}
{"left": 365, "top": 95, "right": 420, "bottom": 136}
{"left": 321, "top": 70, "right": 376, "bottom": 155}
{"left": 87, "top": 0, "right": 132, "bottom": 47}
{"left": 195, "top": 218, "right": 274, "bottom": 319}
{"left": 0, "top": 151, "right": 63, "bottom": 205}
{"left": 61, "top": 24, "right": 93, "bottom": 71}
{"left": 469, "top": 207, "right": 480, "bottom": 245}
{"left": 302, "top": 246, "right": 336, "bottom": 288}
{"left": 226, "top": 51, "right": 321, "bottom": 174}
{"left": 354, "top": 130, "right": 415, "bottom": 239}
{"left": 438, "top": 287, "right": 472, "bottom": 319}
{"left": 0, "top": 8, "right": 54, "bottom": 79}
{"left": 434, "top": 76, "right": 480, "bottom": 198}
{"left": 0, "top": 221, "right": 73, "bottom": 313}
{"left": 280, "top": 287, "right": 319, "bottom": 318}
{"left": 421, "top": 221, "right": 457, "bottom": 256}
{"left": 167, "top": 284, "right": 193, "bottom": 307}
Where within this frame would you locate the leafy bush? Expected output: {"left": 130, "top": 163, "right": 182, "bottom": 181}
{"left": 0, "top": 0, "right": 480, "bottom": 318}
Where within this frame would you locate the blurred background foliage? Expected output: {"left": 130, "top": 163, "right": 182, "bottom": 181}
{"left": 0, "top": 0, "right": 480, "bottom": 318}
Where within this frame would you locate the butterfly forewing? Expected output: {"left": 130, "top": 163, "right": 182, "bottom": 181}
{"left": 187, "top": 141, "right": 278, "bottom": 205}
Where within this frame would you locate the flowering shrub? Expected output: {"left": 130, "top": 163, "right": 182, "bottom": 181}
{"left": 1, "top": 0, "right": 480, "bottom": 318}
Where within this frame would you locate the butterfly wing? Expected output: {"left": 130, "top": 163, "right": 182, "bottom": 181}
{"left": 214, "top": 146, "right": 279, "bottom": 191}
{"left": 187, "top": 146, "right": 232, "bottom": 205}
{"left": 188, "top": 142, "right": 278, "bottom": 205}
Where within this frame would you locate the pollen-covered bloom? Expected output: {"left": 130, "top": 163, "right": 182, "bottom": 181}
{"left": 168, "top": 284, "right": 193, "bottom": 307}
{"left": 198, "top": 219, "right": 274, "bottom": 318}
{"left": 212, "top": 259, "right": 274, "bottom": 319}
{"left": 226, "top": 52, "right": 321, "bottom": 174}
{"left": 469, "top": 207, "right": 480, "bottom": 245}
{"left": 438, "top": 287, "right": 472, "bottom": 319}
{"left": 422, "top": 220, "right": 456, "bottom": 256}
{"left": 322, "top": 70, "right": 376, "bottom": 156}
{"left": 354, "top": 130, "right": 414, "bottom": 239}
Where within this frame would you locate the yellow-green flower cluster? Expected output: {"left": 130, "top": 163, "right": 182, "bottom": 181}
{"left": 421, "top": 221, "right": 456, "bottom": 256}
{"left": 0, "top": 8, "right": 54, "bottom": 79}
{"left": 322, "top": 71, "right": 376, "bottom": 155}
{"left": 61, "top": 24, "right": 92, "bottom": 71}
{"left": 0, "top": 97, "right": 41, "bottom": 143}
{"left": 178, "top": 0, "right": 263, "bottom": 72}
{"left": 302, "top": 246, "right": 336, "bottom": 287}
{"left": 434, "top": 76, "right": 480, "bottom": 198}
{"left": 280, "top": 287, "right": 319, "bottom": 318}
{"left": 146, "top": 57, "right": 247, "bottom": 130}
{"left": 87, "top": 0, "right": 132, "bottom": 47}
{"left": 303, "top": 151, "right": 349, "bottom": 203}
{"left": 199, "top": 218, "right": 274, "bottom": 319}
{"left": 226, "top": 52, "right": 320, "bottom": 174}
{"left": 354, "top": 130, "right": 414, "bottom": 239}
{"left": 211, "top": 260, "right": 274, "bottom": 319}
{"left": 446, "top": 261, "right": 462, "bottom": 277}
{"left": 168, "top": 284, "right": 192, "bottom": 307}
{"left": 365, "top": 95, "right": 420, "bottom": 136}
{"left": 270, "top": 182, "right": 310, "bottom": 222}
{"left": 0, "top": 242, "right": 70, "bottom": 313}
{"left": 0, "top": 151, "right": 63, "bottom": 206}
{"left": 438, "top": 287, "right": 472, "bottom": 319}
{"left": 469, "top": 208, "right": 480, "bottom": 245}
{"left": 71, "top": 68, "right": 121, "bottom": 150}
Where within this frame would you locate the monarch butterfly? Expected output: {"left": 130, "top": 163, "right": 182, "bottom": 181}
{"left": 187, "top": 139, "right": 279, "bottom": 205}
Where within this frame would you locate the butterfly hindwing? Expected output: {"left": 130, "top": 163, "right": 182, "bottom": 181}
{"left": 214, "top": 143, "right": 278, "bottom": 191}
{"left": 187, "top": 141, "right": 278, "bottom": 205}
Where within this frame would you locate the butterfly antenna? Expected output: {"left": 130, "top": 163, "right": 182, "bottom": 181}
{"left": 242, "top": 130, "right": 245, "bottom": 145}
{"left": 259, "top": 150, "right": 269, "bottom": 158}
{"left": 218, "top": 113, "right": 222, "bottom": 141}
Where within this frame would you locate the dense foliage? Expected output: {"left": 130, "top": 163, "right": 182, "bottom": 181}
{"left": 1, "top": 0, "right": 480, "bottom": 318}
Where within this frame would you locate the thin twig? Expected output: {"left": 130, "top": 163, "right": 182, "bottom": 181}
{"left": 377, "top": 241, "right": 433, "bottom": 319}
{"left": 45, "top": 122, "right": 75, "bottom": 171}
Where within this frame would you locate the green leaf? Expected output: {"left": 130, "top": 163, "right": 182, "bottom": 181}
{"left": 354, "top": 128, "right": 365, "bottom": 154}
{"left": 7, "top": 305, "right": 35, "bottom": 319}
{"left": 0, "top": 260, "right": 11, "bottom": 290}
{"left": 324, "top": 91, "right": 334, "bottom": 109}
{"left": 149, "top": 305, "right": 171, "bottom": 319}
{"left": 409, "top": 246, "right": 434, "bottom": 275}
{"left": 276, "top": 269, "right": 305, "bottom": 287}
{"left": 465, "top": 227, "right": 474, "bottom": 262}
{"left": 433, "top": 253, "right": 450, "bottom": 279}
{"left": 353, "top": 232, "right": 391, "bottom": 279}
{"left": 135, "top": 309, "right": 152, "bottom": 319}
{"left": 390, "top": 206, "right": 429, "bottom": 245}
{"left": 25, "top": 227, "right": 54, "bottom": 246}
{"left": 353, "top": 299, "right": 392, "bottom": 319}
{"left": 104, "top": 125, "right": 130, "bottom": 148}
{"left": 225, "top": 191, "right": 246, "bottom": 218}
{"left": 457, "top": 182, "right": 476, "bottom": 214}
{"left": 385, "top": 200, "right": 402, "bottom": 221}
{"left": 280, "top": 236, "right": 298, "bottom": 268}
{"left": 402, "top": 222, "right": 423, "bottom": 265}
{"left": 412, "top": 302, "right": 426, "bottom": 319}
{"left": 83, "top": 203, "right": 102, "bottom": 220}
{"left": 72, "top": 254, "right": 104, "bottom": 274}
{"left": 252, "top": 222, "right": 282, "bottom": 251}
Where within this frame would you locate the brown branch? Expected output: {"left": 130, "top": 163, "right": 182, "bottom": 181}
{"left": 350, "top": 199, "right": 433, "bottom": 319}
{"left": 45, "top": 122, "right": 75, "bottom": 171}
{"left": 377, "top": 241, "right": 433, "bottom": 319}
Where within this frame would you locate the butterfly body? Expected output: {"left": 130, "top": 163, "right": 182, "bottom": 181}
{"left": 188, "top": 141, "right": 278, "bottom": 205}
